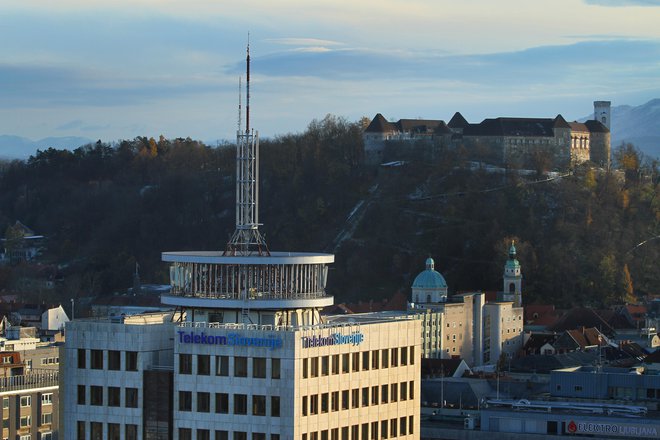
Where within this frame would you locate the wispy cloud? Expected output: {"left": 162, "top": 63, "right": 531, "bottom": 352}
{"left": 265, "top": 38, "right": 343, "bottom": 47}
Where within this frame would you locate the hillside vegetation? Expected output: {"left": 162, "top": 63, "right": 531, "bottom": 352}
{"left": 0, "top": 116, "right": 658, "bottom": 308}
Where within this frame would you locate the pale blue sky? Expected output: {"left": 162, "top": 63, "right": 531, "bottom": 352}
{"left": 2, "top": 0, "right": 660, "bottom": 144}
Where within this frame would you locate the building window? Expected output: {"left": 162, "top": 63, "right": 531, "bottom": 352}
{"left": 179, "top": 354, "right": 192, "bottom": 375}
{"left": 125, "top": 351, "right": 138, "bottom": 371}
{"left": 42, "top": 433, "right": 53, "bottom": 440}
{"left": 77, "top": 385, "right": 86, "bottom": 404}
{"left": 20, "top": 415, "right": 31, "bottom": 427}
{"left": 253, "top": 395, "right": 266, "bottom": 416}
{"left": 179, "top": 391, "right": 192, "bottom": 411}
{"left": 215, "top": 431, "right": 229, "bottom": 440}
{"left": 381, "top": 420, "right": 388, "bottom": 439}
{"left": 215, "top": 393, "right": 229, "bottom": 413}
{"left": 77, "top": 421, "right": 86, "bottom": 440}
{"left": 399, "top": 417, "right": 407, "bottom": 436}
{"left": 234, "top": 394, "right": 247, "bottom": 414}
{"left": 575, "top": 385, "right": 583, "bottom": 392}
{"left": 271, "top": 396, "right": 280, "bottom": 417}
{"left": 362, "top": 387, "right": 369, "bottom": 407}
{"left": 108, "top": 423, "right": 120, "bottom": 440}
{"left": 310, "top": 394, "right": 319, "bottom": 415}
{"left": 41, "top": 412, "right": 53, "bottom": 425}
{"left": 321, "top": 356, "right": 329, "bottom": 376}
{"left": 271, "top": 435, "right": 280, "bottom": 440}
{"left": 409, "top": 380, "right": 415, "bottom": 399}
{"left": 302, "top": 358, "right": 308, "bottom": 378}
{"left": 400, "top": 382, "right": 407, "bottom": 401}
{"left": 390, "top": 383, "right": 399, "bottom": 402}
{"left": 91, "top": 422, "right": 102, "bottom": 440}
{"left": 310, "top": 357, "right": 319, "bottom": 377}
{"left": 341, "top": 390, "right": 349, "bottom": 410}
{"left": 2, "top": 396, "right": 7, "bottom": 408}
{"left": 400, "top": 347, "right": 408, "bottom": 365}
{"left": 108, "top": 350, "right": 120, "bottom": 370}
{"left": 391, "top": 348, "right": 398, "bottom": 367}
{"left": 372, "top": 350, "right": 379, "bottom": 369}
{"left": 216, "top": 355, "right": 229, "bottom": 376}
{"left": 342, "top": 353, "right": 349, "bottom": 373}
{"left": 197, "top": 392, "right": 210, "bottom": 412}
{"left": 253, "top": 358, "right": 266, "bottom": 378}
{"left": 331, "top": 391, "right": 339, "bottom": 411}
{"left": 90, "top": 386, "right": 103, "bottom": 406}
{"left": 352, "top": 353, "right": 359, "bottom": 372}
{"left": 331, "top": 354, "right": 339, "bottom": 375}
{"left": 321, "top": 392, "right": 329, "bottom": 413}
{"left": 126, "top": 425, "right": 138, "bottom": 440}
{"left": 108, "top": 387, "right": 121, "bottom": 407}
{"left": 234, "top": 433, "right": 247, "bottom": 440}
{"left": 351, "top": 389, "right": 359, "bottom": 408}
{"left": 272, "top": 358, "right": 280, "bottom": 379}
{"left": 235, "top": 357, "right": 247, "bottom": 377}
{"left": 371, "top": 386, "right": 378, "bottom": 406}
{"left": 179, "top": 428, "right": 192, "bottom": 440}
{"left": 390, "top": 418, "right": 397, "bottom": 438}
{"left": 90, "top": 350, "right": 103, "bottom": 369}
{"left": 362, "top": 351, "right": 370, "bottom": 371}
{"left": 41, "top": 392, "right": 53, "bottom": 405}
{"left": 125, "top": 388, "right": 138, "bottom": 408}
{"left": 77, "top": 349, "right": 86, "bottom": 369}
{"left": 381, "top": 384, "right": 388, "bottom": 403}
{"left": 381, "top": 349, "right": 389, "bottom": 369}
{"left": 197, "top": 430, "right": 210, "bottom": 440}
{"left": 302, "top": 396, "right": 308, "bottom": 416}
{"left": 410, "top": 346, "right": 415, "bottom": 364}
{"left": 198, "top": 355, "right": 211, "bottom": 376}
{"left": 20, "top": 395, "right": 31, "bottom": 407}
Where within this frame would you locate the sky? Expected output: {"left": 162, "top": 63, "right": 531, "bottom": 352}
{"left": 2, "top": 0, "right": 660, "bottom": 145}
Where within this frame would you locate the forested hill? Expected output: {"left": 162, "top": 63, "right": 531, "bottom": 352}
{"left": 0, "top": 115, "right": 659, "bottom": 308}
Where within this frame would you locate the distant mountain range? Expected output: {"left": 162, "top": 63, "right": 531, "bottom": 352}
{"left": 0, "top": 135, "right": 93, "bottom": 160}
{"left": 581, "top": 98, "right": 660, "bottom": 160}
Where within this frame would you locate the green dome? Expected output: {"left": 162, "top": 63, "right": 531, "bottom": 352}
{"left": 412, "top": 258, "right": 448, "bottom": 289}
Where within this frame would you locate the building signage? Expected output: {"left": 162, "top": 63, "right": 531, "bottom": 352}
{"left": 177, "top": 331, "right": 283, "bottom": 350}
{"left": 302, "top": 332, "right": 364, "bottom": 348}
{"left": 567, "top": 420, "right": 658, "bottom": 438}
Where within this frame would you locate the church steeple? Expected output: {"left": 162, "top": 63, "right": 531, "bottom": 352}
{"left": 503, "top": 240, "right": 522, "bottom": 307}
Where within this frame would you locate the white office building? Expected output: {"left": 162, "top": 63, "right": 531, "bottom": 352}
{"left": 61, "top": 45, "right": 420, "bottom": 440}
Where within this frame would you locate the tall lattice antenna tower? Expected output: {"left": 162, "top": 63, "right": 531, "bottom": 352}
{"left": 225, "top": 41, "right": 269, "bottom": 256}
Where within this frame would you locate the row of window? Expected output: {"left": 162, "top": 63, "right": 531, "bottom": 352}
{"left": 179, "top": 354, "right": 281, "bottom": 379}
{"left": 301, "top": 381, "right": 414, "bottom": 416}
{"left": 302, "top": 417, "right": 414, "bottom": 440}
{"left": 8, "top": 412, "right": 53, "bottom": 429}
{"left": 8, "top": 434, "right": 51, "bottom": 440}
{"left": 179, "top": 429, "right": 280, "bottom": 440}
{"left": 77, "top": 349, "right": 138, "bottom": 371}
{"left": 77, "top": 385, "right": 138, "bottom": 408}
{"left": 178, "top": 392, "right": 280, "bottom": 417}
{"left": 302, "top": 347, "right": 414, "bottom": 379}
{"left": 3, "top": 394, "right": 53, "bottom": 409}
{"left": 76, "top": 421, "right": 137, "bottom": 440}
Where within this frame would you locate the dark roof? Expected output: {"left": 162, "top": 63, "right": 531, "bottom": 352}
{"left": 421, "top": 358, "right": 466, "bottom": 378}
{"left": 396, "top": 119, "right": 447, "bottom": 134}
{"left": 511, "top": 351, "right": 599, "bottom": 374}
{"left": 568, "top": 122, "right": 589, "bottom": 132}
{"left": 464, "top": 117, "right": 558, "bottom": 137}
{"left": 523, "top": 333, "right": 558, "bottom": 352}
{"left": 447, "top": 112, "right": 469, "bottom": 129}
{"left": 584, "top": 120, "right": 610, "bottom": 133}
{"left": 548, "top": 307, "right": 616, "bottom": 338}
{"left": 364, "top": 113, "right": 397, "bottom": 133}
{"left": 553, "top": 115, "right": 571, "bottom": 129}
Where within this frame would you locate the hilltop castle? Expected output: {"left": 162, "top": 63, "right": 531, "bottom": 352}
{"left": 364, "top": 101, "right": 611, "bottom": 169}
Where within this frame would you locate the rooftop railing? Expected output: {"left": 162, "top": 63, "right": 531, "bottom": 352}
{"left": 0, "top": 370, "right": 58, "bottom": 392}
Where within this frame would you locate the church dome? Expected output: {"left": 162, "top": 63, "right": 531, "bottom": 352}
{"left": 412, "top": 258, "right": 448, "bottom": 289}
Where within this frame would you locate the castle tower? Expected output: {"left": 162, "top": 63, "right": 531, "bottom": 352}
{"left": 411, "top": 257, "right": 448, "bottom": 305}
{"left": 503, "top": 241, "right": 522, "bottom": 307}
{"left": 594, "top": 101, "right": 611, "bottom": 130}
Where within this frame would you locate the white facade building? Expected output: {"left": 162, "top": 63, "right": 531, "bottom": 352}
{"left": 62, "top": 44, "right": 420, "bottom": 440}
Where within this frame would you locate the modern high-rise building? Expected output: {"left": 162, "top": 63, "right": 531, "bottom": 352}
{"left": 61, "top": 45, "right": 421, "bottom": 440}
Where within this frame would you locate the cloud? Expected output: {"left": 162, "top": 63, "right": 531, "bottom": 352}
{"left": 584, "top": 0, "right": 660, "bottom": 6}
{"left": 265, "top": 38, "right": 343, "bottom": 47}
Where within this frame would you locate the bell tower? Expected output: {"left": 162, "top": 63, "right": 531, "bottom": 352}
{"left": 503, "top": 241, "right": 522, "bottom": 307}
{"left": 594, "top": 100, "right": 611, "bottom": 130}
